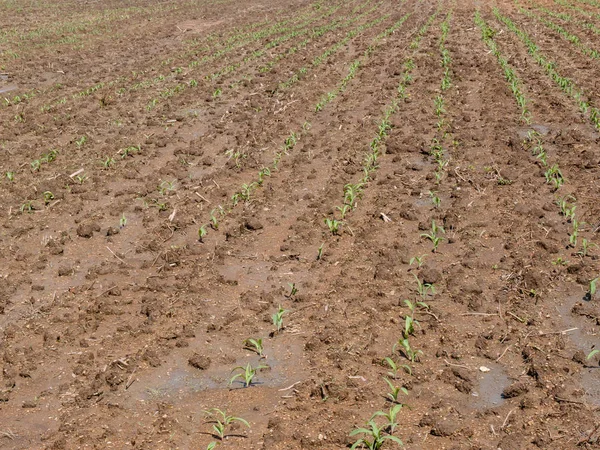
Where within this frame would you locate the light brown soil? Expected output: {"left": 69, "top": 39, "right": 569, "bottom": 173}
{"left": 1, "top": 0, "right": 600, "bottom": 448}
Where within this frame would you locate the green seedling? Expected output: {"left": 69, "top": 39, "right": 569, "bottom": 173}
{"left": 213, "top": 88, "right": 222, "bottom": 98}
{"left": 229, "top": 362, "right": 268, "bottom": 388}
{"left": 204, "top": 408, "right": 249, "bottom": 440}
{"left": 6, "top": 171, "right": 14, "bottom": 182}
{"left": 420, "top": 220, "right": 445, "bottom": 251}
{"left": 159, "top": 180, "right": 176, "bottom": 195}
{"left": 383, "top": 377, "right": 408, "bottom": 404}
{"left": 317, "top": 243, "right": 324, "bottom": 261}
{"left": 371, "top": 404, "right": 404, "bottom": 434}
{"left": 429, "top": 191, "right": 441, "bottom": 208}
{"left": 395, "top": 338, "right": 422, "bottom": 363}
{"left": 409, "top": 255, "right": 425, "bottom": 267}
{"left": 557, "top": 195, "right": 577, "bottom": 220}
{"left": 544, "top": 164, "right": 565, "bottom": 189}
{"left": 31, "top": 160, "right": 41, "bottom": 171}
{"left": 257, "top": 167, "right": 271, "bottom": 185}
{"left": 43, "top": 191, "right": 54, "bottom": 205}
{"left": 272, "top": 305, "right": 289, "bottom": 332}
{"left": 589, "top": 277, "right": 598, "bottom": 300}
{"left": 587, "top": 349, "right": 599, "bottom": 362}
{"left": 198, "top": 225, "right": 208, "bottom": 242}
{"left": 102, "top": 156, "right": 115, "bottom": 168}
{"left": 210, "top": 210, "right": 219, "bottom": 230}
{"left": 324, "top": 217, "right": 342, "bottom": 235}
{"left": 207, "top": 442, "right": 218, "bottom": 450}
{"left": 350, "top": 419, "right": 403, "bottom": 449}
{"left": 337, "top": 204, "right": 352, "bottom": 219}
{"left": 383, "top": 357, "right": 411, "bottom": 378}
{"left": 76, "top": 174, "right": 88, "bottom": 184}
{"left": 75, "top": 136, "right": 87, "bottom": 148}
{"left": 552, "top": 257, "right": 569, "bottom": 266}
{"left": 121, "top": 145, "right": 141, "bottom": 158}
{"left": 243, "top": 338, "right": 265, "bottom": 357}
{"left": 120, "top": 213, "right": 127, "bottom": 228}
{"left": 287, "top": 283, "right": 298, "bottom": 298}
{"left": 578, "top": 239, "right": 597, "bottom": 257}
{"left": 570, "top": 219, "right": 582, "bottom": 247}
{"left": 20, "top": 201, "right": 33, "bottom": 213}
{"left": 413, "top": 274, "right": 435, "bottom": 298}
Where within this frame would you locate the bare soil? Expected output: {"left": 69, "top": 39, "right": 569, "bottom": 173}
{"left": 1, "top": 0, "right": 600, "bottom": 448}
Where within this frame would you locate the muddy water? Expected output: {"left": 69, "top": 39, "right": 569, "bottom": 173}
{"left": 557, "top": 293, "right": 600, "bottom": 406}
{"left": 470, "top": 362, "right": 510, "bottom": 409}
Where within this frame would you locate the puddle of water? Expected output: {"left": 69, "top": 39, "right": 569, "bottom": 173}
{"left": 516, "top": 123, "right": 550, "bottom": 139}
{"left": 127, "top": 336, "right": 305, "bottom": 404}
{"left": 0, "top": 84, "right": 18, "bottom": 95}
{"left": 557, "top": 293, "right": 600, "bottom": 405}
{"left": 471, "top": 362, "right": 510, "bottom": 409}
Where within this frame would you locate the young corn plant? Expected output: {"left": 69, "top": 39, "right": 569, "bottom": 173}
{"left": 409, "top": 255, "right": 425, "bottom": 268}
{"left": 198, "top": 225, "right": 208, "bottom": 242}
{"left": 350, "top": 419, "right": 403, "bottom": 449}
{"left": 586, "top": 277, "right": 598, "bottom": 301}
{"left": 578, "top": 239, "right": 597, "bottom": 257}
{"left": 395, "top": 338, "right": 423, "bottom": 363}
{"left": 324, "top": 217, "right": 342, "bottom": 235}
{"left": 204, "top": 408, "right": 249, "bottom": 441}
{"left": 371, "top": 404, "right": 404, "bottom": 434}
{"left": 383, "top": 357, "right": 411, "bottom": 378}
{"left": 243, "top": 338, "right": 265, "bottom": 357}
{"left": 383, "top": 377, "right": 408, "bottom": 404}
{"left": 413, "top": 274, "right": 435, "bottom": 298}
{"left": 420, "top": 220, "right": 445, "bottom": 251}
{"left": 229, "top": 362, "right": 268, "bottom": 388}
{"left": 272, "top": 305, "right": 289, "bottom": 333}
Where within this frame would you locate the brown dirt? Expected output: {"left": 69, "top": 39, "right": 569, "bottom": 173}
{"left": 1, "top": 0, "right": 600, "bottom": 448}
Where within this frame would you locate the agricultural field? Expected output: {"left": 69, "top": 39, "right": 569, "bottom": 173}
{"left": 1, "top": 0, "right": 600, "bottom": 447}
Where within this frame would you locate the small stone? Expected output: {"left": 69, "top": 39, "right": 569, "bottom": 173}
{"left": 22, "top": 400, "right": 37, "bottom": 408}
{"left": 479, "top": 366, "right": 491, "bottom": 372}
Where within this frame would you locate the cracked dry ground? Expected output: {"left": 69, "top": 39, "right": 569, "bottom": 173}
{"left": 1, "top": 0, "right": 600, "bottom": 448}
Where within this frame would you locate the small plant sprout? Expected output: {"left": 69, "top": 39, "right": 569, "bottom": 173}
{"left": 159, "top": 180, "right": 176, "bottom": 195}
{"left": 213, "top": 88, "right": 222, "bottom": 98}
{"left": 31, "top": 159, "right": 41, "bottom": 171}
{"left": 429, "top": 190, "right": 441, "bottom": 208}
{"left": 413, "top": 274, "right": 435, "bottom": 298}
{"left": 6, "top": 171, "right": 15, "bottom": 182}
{"left": 102, "top": 156, "right": 115, "bottom": 168}
{"left": 21, "top": 201, "right": 33, "bottom": 213}
{"left": 210, "top": 210, "right": 219, "bottom": 230}
{"left": 337, "top": 204, "right": 352, "bottom": 219}
{"left": 76, "top": 174, "right": 88, "bottom": 184}
{"left": 229, "top": 362, "right": 268, "bottom": 388}
{"left": 570, "top": 219, "right": 582, "bottom": 247}
{"left": 257, "top": 167, "right": 271, "bottom": 185}
{"left": 552, "top": 257, "right": 569, "bottom": 266}
{"left": 371, "top": 404, "right": 404, "bottom": 434}
{"left": 121, "top": 144, "right": 141, "bottom": 158}
{"left": 287, "top": 283, "right": 298, "bottom": 298}
{"left": 198, "top": 225, "right": 208, "bottom": 242}
{"left": 396, "top": 338, "right": 423, "bottom": 363}
{"left": 43, "top": 191, "right": 54, "bottom": 205}
{"left": 587, "top": 277, "right": 598, "bottom": 301}
{"left": 420, "top": 220, "right": 445, "bottom": 251}
{"left": 204, "top": 408, "right": 250, "bottom": 441}
{"left": 324, "top": 217, "right": 342, "bottom": 235}
{"left": 350, "top": 419, "right": 403, "bottom": 449}
{"left": 578, "top": 239, "right": 597, "bottom": 257}
{"left": 383, "top": 377, "right": 408, "bottom": 404}
{"left": 272, "top": 305, "right": 289, "bottom": 333}
{"left": 587, "top": 349, "right": 599, "bottom": 363}
{"left": 317, "top": 243, "right": 324, "bottom": 261}
{"left": 120, "top": 213, "right": 127, "bottom": 228}
{"left": 383, "top": 357, "right": 411, "bottom": 378}
{"left": 243, "top": 338, "right": 265, "bottom": 357}
{"left": 409, "top": 255, "right": 425, "bottom": 268}
{"left": 75, "top": 136, "right": 87, "bottom": 148}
